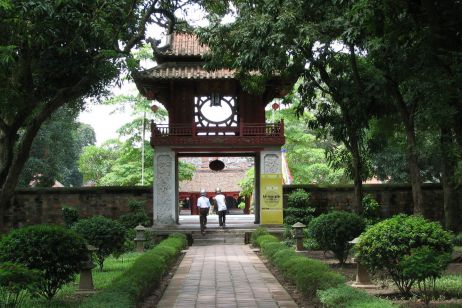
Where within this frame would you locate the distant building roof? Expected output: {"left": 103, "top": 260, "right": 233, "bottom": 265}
{"left": 179, "top": 169, "right": 246, "bottom": 192}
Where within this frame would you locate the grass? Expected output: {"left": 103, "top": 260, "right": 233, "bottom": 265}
{"left": 22, "top": 252, "right": 141, "bottom": 307}
{"left": 434, "top": 275, "right": 462, "bottom": 298}
{"left": 453, "top": 246, "right": 462, "bottom": 253}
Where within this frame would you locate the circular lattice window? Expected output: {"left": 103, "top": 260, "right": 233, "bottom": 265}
{"left": 195, "top": 95, "right": 238, "bottom": 134}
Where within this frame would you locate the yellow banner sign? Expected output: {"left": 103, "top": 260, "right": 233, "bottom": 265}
{"left": 260, "top": 174, "right": 283, "bottom": 225}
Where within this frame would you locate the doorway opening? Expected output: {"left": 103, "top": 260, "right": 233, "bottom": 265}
{"left": 177, "top": 154, "right": 256, "bottom": 227}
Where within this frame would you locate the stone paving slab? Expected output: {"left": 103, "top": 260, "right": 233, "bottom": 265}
{"left": 156, "top": 244, "right": 298, "bottom": 308}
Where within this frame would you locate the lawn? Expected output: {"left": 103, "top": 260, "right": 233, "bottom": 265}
{"left": 22, "top": 252, "right": 141, "bottom": 308}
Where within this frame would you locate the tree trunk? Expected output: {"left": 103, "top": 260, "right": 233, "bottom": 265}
{"left": 441, "top": 127, "right": 461, "bottom": 232}
{"left": 404, "top": 123, "right": 425, "bottom": 216}
{"left": 389, "top": 82, "right": 425, "bottom": 216}
{"left": 0, "top": 121, "right": 44, "bottom": 231}
{"left": 351, "top": 142, "right": 363, "bottom": 214}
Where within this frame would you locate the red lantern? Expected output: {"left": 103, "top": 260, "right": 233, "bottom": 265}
{"left": 272, "top": 103, "right": 280, "bottom": 110}
{"left": 151, "top": 105, "right": 159, "bottom": 113}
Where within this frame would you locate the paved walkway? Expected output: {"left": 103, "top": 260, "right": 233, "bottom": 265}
{"left": 157, "top": 245, "right": 298, "bottom": 308}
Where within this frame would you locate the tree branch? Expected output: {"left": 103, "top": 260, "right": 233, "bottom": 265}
{"left": 123, "top": 6, "right": 176, "bottom": 53}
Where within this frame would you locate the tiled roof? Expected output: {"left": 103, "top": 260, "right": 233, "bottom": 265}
{"left": 159, "top": 32, "right": 208, "bottom": 57}
{"left": 138, "top": 63, "right": 234, "bottom": 80}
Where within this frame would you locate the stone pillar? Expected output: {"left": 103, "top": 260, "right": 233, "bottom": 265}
{"left": 153, "top": 147, "right": 177, "bottom": 225}
{"left": 259, "top": 148, "right": 282, "bottom": 225}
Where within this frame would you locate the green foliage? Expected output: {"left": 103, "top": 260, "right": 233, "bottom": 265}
{"left": 434, "top": 275, "right": 462, "bottom": 299}
{"left": 61, "top": 207, "right": 79, "bottom": 228}
{"left": 118, "top": 199, "right": 149, "bottom": 230}
{"left": 361, "top": 194, "right": 380, "bottom": 219}
{"left": 256, "top": 235, "right": 279, "bottom": 249}
{"left": 400, "top": 246, "right": 451, "bottom": 305}
{"left": 284, "top": 189, "right": 315, "bottom": 226}
{"left": 79, "top": 234, "right": 187, "bottom": 308}
{"left": 308, "top": 211, "right": 365, "bottom": 264}
{"left": 356, "top": 215, "right": 453, "bottom": 296}
{"left": 318, "top": 285, "right": 396, "bottom": 308}
{"left": 453, "top": 232, "right": 462, "bottom": 246}
{"left": 257, "top": 233, "right": 344, "bottom": 299}
{"left": 0, "top": 225, "right": 87, "bottom": 299}
{"left": 0, "top": 262, "right": 40, "bottom": 308}
{"left": 250, "top": 227, "right": 269, "bottom": 247}
{"left": 19, "top": 108, "right": 95, "bottom": 187}
{"left": 287, "top": 189, "right": 310, "bottom": 208}
{"left": 283, "top": 207, "right": 315, "bottom": 227}
{"left": 73, "top": 216, "right": 126, "bottom": 271}
{"left": 273, "top": 109, "right": 348, "bottom": 184}
{"left": 238, "top": 168, "right": 254, "bottom": 198}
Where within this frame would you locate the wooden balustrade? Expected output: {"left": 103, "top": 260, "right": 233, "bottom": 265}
{"left": 151, "top": 121, "right": 285, "bottom": 146}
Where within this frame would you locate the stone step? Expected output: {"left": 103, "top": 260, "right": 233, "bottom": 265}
{"left": 193, "top": 237, "right": 245, "bottom": 246}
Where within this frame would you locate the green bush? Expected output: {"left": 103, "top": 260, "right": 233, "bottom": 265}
{"left": 361, "top": 194, "right": 381, "bottom": 226}
{"left": 61, "top": 206, "right": 79, "bottom": 228}
{"left": 251, "top": 227, "right": 269, "bottom": 247}
{"left": 118, "top": 199, "right": 150, "bottom": 230}
{"left": 257, "top": 235, "right": 344, "bottom": 299}
{"left": 0, "top": 225, "right": 87, "bottom": 299}
{"left": 400, "top": 246, "right": 451, "bottom": 305}
{"left": 287, "top": 189, "right": 310, "bottom": 208}
{"left": 256, "top": 235, "right": 279, "bottom": 249}
{"left": 79, "top": 233, "right": 187, "bottom": 308}
{"left": 0, "top": 262, "right": 40, "bottom": 307}
{"left": 318, "top": 285, "right": 396, "bottom": 308}
{"left": 284, "top": 189, "right": 315, "bottom": 226}
{"left": 283, "top": 207, "right": 315, "bottom": 226}
{"left": 356, "top": 215, "right": 453, "bottom": 296}
{"left": 453, "top": 232, "right": 462, "bottom": 246}
{"left": 73, "top": 216, "right": 126, "bottom": 271}
{"left": 308, "top": 211, "right": 365, "bottom": 264}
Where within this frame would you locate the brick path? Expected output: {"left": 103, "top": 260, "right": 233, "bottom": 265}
{"left": 157, "top": 245, "right": 298, "bottom": 308}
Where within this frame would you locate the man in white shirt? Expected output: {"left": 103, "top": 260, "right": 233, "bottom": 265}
{"left": 197, "top": 189, "right": 211, "bottom": 233}
{"left": 213, "top": 188, "right": 227, "bottom": 228}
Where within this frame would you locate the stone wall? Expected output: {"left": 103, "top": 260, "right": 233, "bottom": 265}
{"left": 284, "top": 183, "right": 446, "bottom": 221}
{"left": 4, "top": 183, "right": 447, "bottom": 230}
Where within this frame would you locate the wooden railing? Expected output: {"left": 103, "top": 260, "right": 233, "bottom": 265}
{"left": 151, "top": 121, "right": 284, "bottom": 137}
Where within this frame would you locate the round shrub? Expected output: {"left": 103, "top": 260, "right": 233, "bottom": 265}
{"left": 73, "top": 216, "right": 126, "bottom": 270}
{"left": 0, "top": 225, "right": 87, "bottom": 299}
{"left": 356, "top": 215, "right": 453, "bottom": 296}
{"left": 308, "top": 211, "right": 365, "bottom": 264}
{"left": 284, "top": 189, "right": 315, "bottom": 226}
{"left": 287, "top": 189, "right": 310, "bottom": 208}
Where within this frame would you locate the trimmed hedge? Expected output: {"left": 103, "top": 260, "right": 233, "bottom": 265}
{"left": 257, "top": 232, "right": 344, "bottom": 299}
{"left": 80, "top": 233, "right": 187, "bottom": 308}
{"left": 253, "top": 228, "right": 396, "bottom": 307}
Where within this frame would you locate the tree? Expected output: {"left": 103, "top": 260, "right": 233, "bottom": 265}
{"left": 18, "top": 107, "right": 96, "bottom": 187}
{"left": 199, "top": 0, "right": 381, "bottom": 212}
{"left": 0, "top": 0, "right": 197, "bottom": 230}
{"left": 348, "top": 0, "right": 462, "bottom": 219}
{"left": 272, "top": 108, "right": 347, "bottom": 184}
{"left": 78, "top": 100, "right": 195, "bottom": 185}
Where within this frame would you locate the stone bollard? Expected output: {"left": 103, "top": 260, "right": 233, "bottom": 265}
{"left": 348, "top": 237, "right": 376, "bottom": 289}
{"left": 134, "top": 224, "right": 147, "bottom": 253}
{"left": 78, "top": 245, "right": 97, "bottom": 294}
{"left": 292, "top": 222, "right": 306, "bottom": 252}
